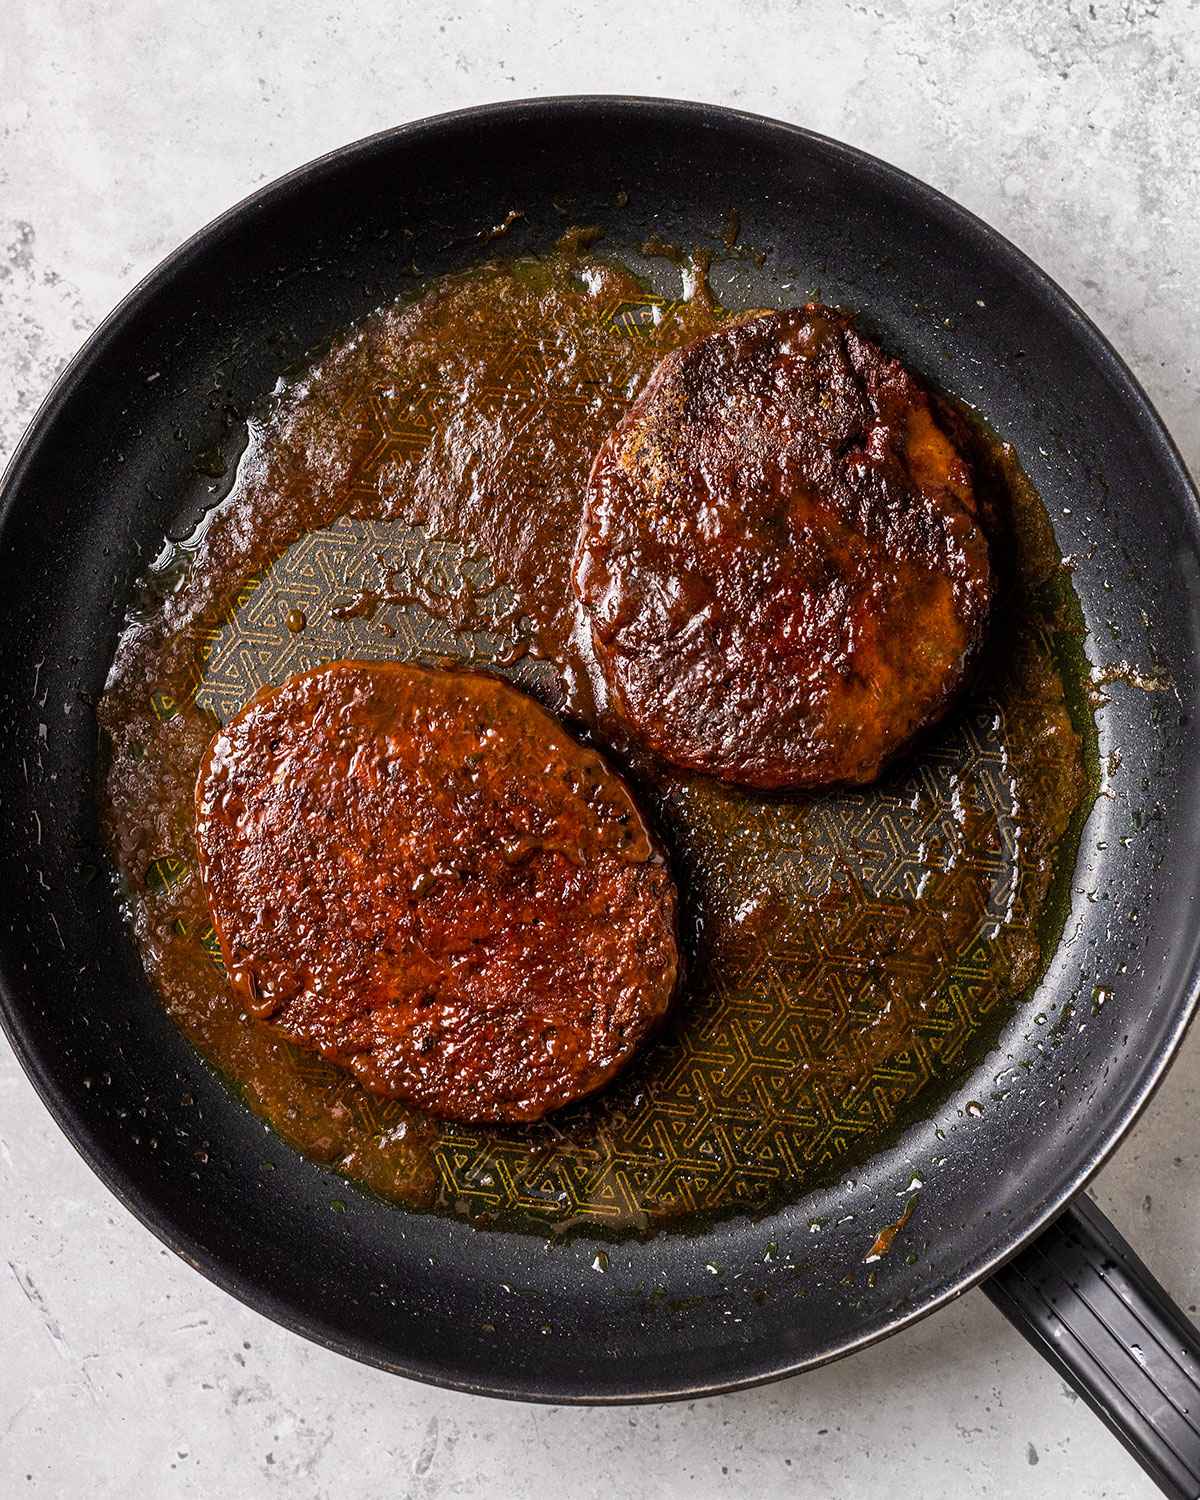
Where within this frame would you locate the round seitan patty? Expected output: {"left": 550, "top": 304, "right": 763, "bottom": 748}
{"left": 572, "top": 305, "right": 992, "bottom": 789}
{"left": 194, "top": 661, "right": 678, "bottom": 1122}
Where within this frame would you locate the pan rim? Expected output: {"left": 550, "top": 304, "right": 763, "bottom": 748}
{"left": 2, "top": 93, "right": 1199, "bottom": 1403}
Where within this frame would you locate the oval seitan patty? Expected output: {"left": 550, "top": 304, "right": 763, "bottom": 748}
{"left": 194, "top": 661, "right": 679, "bottom": 1122}
{"left": 573, "top": 305, "right": 992, "bottom": 789}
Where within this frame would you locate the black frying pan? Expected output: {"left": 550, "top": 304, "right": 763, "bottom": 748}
{"left": 2, "top": 98, "right": 1200, "bottom": 1497}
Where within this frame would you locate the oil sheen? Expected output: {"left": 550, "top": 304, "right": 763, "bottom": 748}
{"left": 99, "top": 247, "right": 1092, "bottom": 1236}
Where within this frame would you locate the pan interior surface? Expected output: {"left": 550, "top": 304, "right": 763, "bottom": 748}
{"left": 1, "top": 99, "right": 1198, "bottom": 1399}
{"left": 97, "top": 241, "right": 1090, "bottom": 1238}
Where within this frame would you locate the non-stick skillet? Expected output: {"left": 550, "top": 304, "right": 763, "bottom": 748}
{"left": 2, "top": 98, "right": 1200, "bottom": 1497}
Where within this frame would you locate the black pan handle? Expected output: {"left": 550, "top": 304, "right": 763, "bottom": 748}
{"left": 984, "top": 1195, "right": 1200, "bottom": 1499}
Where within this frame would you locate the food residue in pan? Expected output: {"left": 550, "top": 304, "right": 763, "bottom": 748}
{"left": 863, "top": 1193, "right": 920, "bottom": 1264}
{"left": 99, "top": 239, "right": 1096, "bottom": 1236}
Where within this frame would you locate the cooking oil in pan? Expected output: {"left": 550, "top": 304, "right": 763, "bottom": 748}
{"left": 99, "top": 246, "right": 1095, "bottom": 1236}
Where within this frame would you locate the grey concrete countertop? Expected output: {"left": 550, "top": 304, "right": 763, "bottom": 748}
{"left": 3, "top": 3, "right": 1198, "bottom": 1496}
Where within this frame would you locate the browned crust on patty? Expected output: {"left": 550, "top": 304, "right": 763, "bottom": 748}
{"left": 194, "top": 661, "right": 679, "bottom": 1122}
{"left": 572, "top": 305, "right": 992, "bottom": 788}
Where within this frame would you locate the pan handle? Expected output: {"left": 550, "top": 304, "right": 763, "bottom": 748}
{"left": 984, "top": 1195, "right": 1200, "bottom": 1500}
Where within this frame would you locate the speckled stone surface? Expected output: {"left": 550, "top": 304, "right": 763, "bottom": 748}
{"left": 2, "top": 3, "right": 1199, "bottom": 1496}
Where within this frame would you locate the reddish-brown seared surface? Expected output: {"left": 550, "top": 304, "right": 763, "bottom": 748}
{"left": 573, "top": 305, "right": 993, "bottom": 789}
{"left": 194, "top": 661, "right": 679, "bottom": 1122}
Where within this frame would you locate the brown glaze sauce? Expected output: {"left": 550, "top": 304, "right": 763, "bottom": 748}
{"left": 100, "top": 245, "right": 1092, "bottom": 1236}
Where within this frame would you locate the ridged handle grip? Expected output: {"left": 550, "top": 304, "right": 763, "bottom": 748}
{"left": 984, "top": 1196, "right": 1200, "bottom": 1499}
